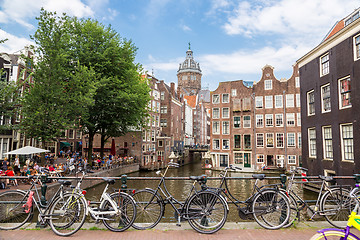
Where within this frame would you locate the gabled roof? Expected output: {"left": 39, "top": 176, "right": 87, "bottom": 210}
{"left": 184, "top": 95, "right": 197, "bottom": 108}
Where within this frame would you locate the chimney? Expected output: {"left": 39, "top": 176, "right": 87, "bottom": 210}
{"left": 171, "top": 82, "right": 176, "bottom": 97}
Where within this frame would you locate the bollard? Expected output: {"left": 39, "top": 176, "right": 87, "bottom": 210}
{"left": 121, "top": 174, "right": 127, "bottom": 191}
{"left": 40, "top": 174, "right": 48, "bottom": 206}
{"left": 280, "top": 174, "right": 287, "bottom": 190}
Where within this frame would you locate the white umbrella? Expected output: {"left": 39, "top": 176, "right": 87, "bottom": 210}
{"left": 4, "top": 146, "right": 50, "bottom": 155}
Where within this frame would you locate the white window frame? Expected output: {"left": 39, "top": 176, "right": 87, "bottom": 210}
{"left": 296, "top": 94, "right": 300, "bottom": 108}
{"left": 288, "top": 155, "right": 296, "bottom": 165}
{"left": 297, "top": 113, "right": 301, "bottom": 126}
{"left": 307, "top": 90, "right": 315, "bottom": 116}
{"left": 222, "top": 93, "right": 229, "bottom": 103}
{"left": 340, "top": 123, "right": 354, "bottom": 162}
{"left": 212, "top": 108, "right": 220, "bottom": 119}
{"left": 243, "top": 115, "right": 251, "bottom": 128}
{"left": 212, "top": 94, "right": 220, "bottom": 104}
{"left": 276, "top": 133, "right": 284, "bottom": 148}
{"left": 286, "top": 113, "right": 295, "bottom": 127}
{"left": 308, "top": 128, "right": 316, "bottom": 158}
{"left": 222, "top": 121, "right": 230, "bottom": 135}
{"left": 222, "top": 139, "right": 230, "bottom": 150}
{"left": 266, "top": 133, "right": 274, "bottom": 148}
{"left": 255, "top": 96, "right": 263, "bottom": 109}
{"left": 295, "top": 77, "right": 300, "bottom": 88}
{"left": 257, "top": 154, "right": 264, "bottom": 163}
{"left": 256, "top": 114, "right": 263, "bottom": 128}
{"left": 298, "top": 133, "right": 302, "bottom": 148}
{"left": 322, "top": 126, "right": 333, "bottom": 160}
{"left": 231, "top": 89, "right": 237, "bottom": 97}
{"left": 353, "top": 33, "right": 360, "bottom": 61}
{"left": 286, "top": 94, "right": 294, "bottom": 108}
{"left": 265, "top": 114, "right": 273, "bottom": 127}
{"left": 222, "top": 107, "right": 229, "bottom": 118}
{"left": 320, "top": 53, "right": 329, "bottom": 77}
{"left": 338, "top": 76, "right": 352, "bottom": 110}
{"left": 265, "top": 95, "right": 273, "bottom": 109}
{"left": 212, "top": 121, "right": 220, "bottom": 134}
{"left": 256, "top": 133, "right": 264, "bottom": 148}
{"left": 321, "top": 83, "right": 331, "bottom": 113}
{"left": 275, "top": 114, "right": 283, "bottom": 127}
{"left": 234, "top": 116, "right": 241, "bottom": 128}
{"left": 275, "top": 95, "right": 283, "bottom": 108}
{"left": 213, "top": 139, "right": 220, "bottom": 150}
{"left": 287, "top": 133, "right": 296, "bottom": 148}
{"left": 264, "top": 79, "right": 272, "bottom": 90}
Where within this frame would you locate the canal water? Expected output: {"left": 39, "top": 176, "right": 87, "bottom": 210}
{"left": 85, "top": 160, "right": 313, "bottom": 223}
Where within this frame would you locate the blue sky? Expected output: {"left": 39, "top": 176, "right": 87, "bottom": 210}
{"left": 0, "top": 0, "right": 359, "bottom": 90}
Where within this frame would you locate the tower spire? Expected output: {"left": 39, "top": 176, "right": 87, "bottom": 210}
{"left": 188, "top": 42, "right": 191, "bottom": 50}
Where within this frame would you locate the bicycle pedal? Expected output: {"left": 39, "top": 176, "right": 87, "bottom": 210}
{"left": 176, "top": 223, "right": 181, "bottom": 227}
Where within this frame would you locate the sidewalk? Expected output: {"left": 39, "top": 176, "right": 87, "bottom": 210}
{"left": 2, "top": 222, "right": 357, "bottom": 240}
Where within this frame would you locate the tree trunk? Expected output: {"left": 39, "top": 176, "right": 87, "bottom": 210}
{"left": 88, "top": 132, "right": 95, "bottom": 167}
{"left": 100, "top": 133, "right": 105, "bottom": 160}
{"left": 40, "top": 137, "right": 46, "bottom": 166}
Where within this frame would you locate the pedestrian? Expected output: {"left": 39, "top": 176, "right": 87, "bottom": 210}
{"left": 2, "top": 157, "right": 9, "bottom": 171}
{"left": 14, "top": 155, "right": 20, "bottom": 168}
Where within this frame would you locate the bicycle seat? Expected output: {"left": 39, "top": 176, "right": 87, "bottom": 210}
{"left": 58, "top": 180, "right": 72, "bottom": 186}
{"left": 319, "top": 175, "right": 334, "bottom": 182}
{"left": 102, "top": 177, "right": 116, "bottom": 185}
{"left": 252, "top": 174, "right": 265, "bottom": 180}
{"left": 190, "top": 175, "right": 207, "bottom": 182}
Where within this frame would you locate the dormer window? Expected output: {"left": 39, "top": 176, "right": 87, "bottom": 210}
{"left": 320, "top": 53, "right": 329, "bottom": 76}
{"left": 264, "top": 80, "right": 272, "bottom": 90}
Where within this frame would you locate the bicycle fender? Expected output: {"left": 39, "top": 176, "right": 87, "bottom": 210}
{"left": 316, "top": 228, "right": 360, "bottom": 240}
{"left": 218, "top": 193, "right": 229, "bottom": 212}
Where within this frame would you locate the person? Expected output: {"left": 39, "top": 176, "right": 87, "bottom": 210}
{"left": 25, "top": 158, "right": 30, "bottom": 167}
{"left": 5, "top": 166, "right": 18, "bottom": 186}
{"left": 14, "top": 155, "right": 20, "bottom": 168}
{"left": 48, "top": 165, "right": 55, "bottom": 172}
{"left": 33, "top": 162, "right": 40, "bottom": 172}
{"left": 2, "top": 158, "right": 9, "bottom": 171}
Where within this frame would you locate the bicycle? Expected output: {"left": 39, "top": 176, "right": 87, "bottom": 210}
{"left": 48, "top": 169, "right": 137, "bottom": 236}
{"left": 0, "top": 173, "right": 86, "bottom": 236}
{"left": 203, "top": 164, "right": 291, "bottom": 230}
{"left": 310, "top": 178, "right": 360, "bottom": 240}
{"left": 131, "top": 161, "right": 228, "bottom": 234}
{"left": 283, "top": 167, "right": 353, "bottom": 228}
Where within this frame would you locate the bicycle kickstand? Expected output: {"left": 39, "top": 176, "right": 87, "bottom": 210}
{"left": 176, "top": 216, "right": 181, "bottom": 227}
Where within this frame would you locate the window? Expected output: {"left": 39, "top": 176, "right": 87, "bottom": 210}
{"left": 341, "top": 124, "right": 353, "bottom": 161}
{"left": 213, "top": 139, "right": 220, "bottom": 150}
{"left": 158, "top": 140, "right": 163, "bottom": 147}
{"left": 296, "top": 94, "right": 300, "bottom": 108}
{"left": 256, "top": 133, "right": 264, "bottom": 147}
{"left": 287, "top": 133, "right": 296, "bottom": 147}
{"left": 339, "top": 77, "right": 351, "bottom": 109}
{"left": 323, "top": 126, "right": 333, "bottom": 159}
{"left": 212, "top": 121, "right": 220, "bottom": 134}
{"left": 76, "top": 130, "right": 81, "bottom": 139}
{"left": 222, "top": 93, "right": 229, "bottom": 103}
{"left": 222, "top": 108, "right": 229, "bottom": 118}
{"left": 231, "top": 89, "right": 237, "bottom": 96}
{"left": 234, "top": 116, "right": 241, "bottom": 128}
{"left": 320, "top": 53, "right": 329, "bottom": 76}
{"left": 265, "top": 96, "right": 273, "bottom": 109}
{"left": 233, "top": 99, "right": 241, "bottom": 111}
{"left": 243, "top": 116, "right": 251, "bottom": 128}
{"left": 295, "top": 77, "right": 300, "bottom": 88}
{"left": 321, "top": 84, "right": 331, "bottom": 113}
{"left": 308, "top": 128, "right": 316, "bottom": 158}
{"left": 307, "top": 90, "right": 315, "bottom": 115}
{"left": 354, "top": 34, "right": 360, "bottom": 60}
{"left": 275, "top": 114, "right": 283, "bottom": 127}
{"left": 298, "top": 133, "right": 302, "bottom": 148}
{"left": 275, "top": 95, "right": 283, "bottom": 108}
{"left": 212, "top": 108, "right": 220, "bottom": 118}
{"left": 264, "top": 80, "right": 272, "bottom": 90}
{"left": 255, "top": 96, "right": 263, "bottom": 109}
{"left": 212, "top": 94, "right": 220, "bottom": 104}
{"left": 286, "top": 113, "right": 295, "bottom": 126}
{"left": 266, "top": 133, "right": 274, "bottom": 148}
{"left": 222, "top": 121, "right": 230, "bottom": 135}
{"left": 234, "top": 153, "right": 243, "bottom": 164}
{"left": 257, "top": 155, "right": 264, "bottom": 163}
{"left": 234, "top": 135, "right": 241, "bottom": 149}
{"left": 160, "top": 92, "right": 165, "bottom": 100}
{"left": 68, "top": 129, "right": 74, "bottom": 139}
{"left": 265, "top": 114, "right": 273, "bottom": 127}
{"left": 276, "top": 133, "right": 284, "bottom": 148}
{"left": 160, "top": 119, "right": 167, "bottom": 127}
{"left": 297, "top": 113, "right": 301, "bottom": 126}
{"left": 151, "top": 130, "right": 155, "bottom": 142}
{"left": 256, "top": 114, "right": 263, "bottom": 128}
{"left": 288, "top": 155, "right": 296, "bottom": 165}
{"left": 244, "top": 135, "right": 251, "bottom": 149}
{"left": 286, "top": 94, "right": 294, "bottom": 108}
{"left": 160, "top": 106, "right": 167, "bottom": 114}
{"left": 222, "top": 139, "right": 230, "bottom": 150}
{"left": 242, "top": 98, "right": 251, "bottom": 110}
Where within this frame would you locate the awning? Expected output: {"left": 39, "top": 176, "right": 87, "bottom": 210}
{"left": 60, "top": 142, "right": 71, "bottom": 149}
{"left": 4, "top": 146, "right": 50, "bottom": 155}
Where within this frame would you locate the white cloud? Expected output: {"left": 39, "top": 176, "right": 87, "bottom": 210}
{"left": 0, "top": 30, "right": 34, "bottom": 53}
{"left": 0, "top": 0, "right": 94, "bottom": 29}
{"left": 181, "top": 24, "right": 192, "bottom": 32}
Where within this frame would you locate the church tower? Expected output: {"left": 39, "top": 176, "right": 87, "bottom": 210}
{"left": 177, "top": 43, "right": 202, "bottom": 96}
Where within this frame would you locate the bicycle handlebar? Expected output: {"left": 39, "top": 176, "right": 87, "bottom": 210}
{"left": 228, "top": 164, "right": 242, "bottom": 171}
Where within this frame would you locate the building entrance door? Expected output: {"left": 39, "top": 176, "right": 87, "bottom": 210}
{"left": 244, "top": 153, "right": 251, "bottom": 168}
{"left": 220, "top": 155, "right": 229, "bottom": 167}
{"left": 267, "top": 155, "right": 274, "bottom": 166}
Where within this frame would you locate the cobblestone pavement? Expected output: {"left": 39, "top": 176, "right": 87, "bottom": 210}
{"left": 2, "top": 222, "right": 356, "bottom": 240}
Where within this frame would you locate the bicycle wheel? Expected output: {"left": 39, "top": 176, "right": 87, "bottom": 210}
{"left": 0, "top": 190, "right": 32, "bottom": 230}
{"left": 252, "top": 189, "right": 290, "bottom": 230}
{"left": 48, "top": 192, "right": 87, "bottom": 237}
{"left": 320, "top": 188, "right": 353, "bottom": 228}
{"left": 186, "top": 191, "right": 228, "bottom": 234}
{"left": 131, "top": 189, "right": 163, "bottom": 230}
{"left": 102, "top": 192, "right": 136, "bottom": 232}
{"left": 282, "top": 192, "right": 300, "bottom": 228}
{"left": 310, "top": 230, "right": 357, "bottom": 240}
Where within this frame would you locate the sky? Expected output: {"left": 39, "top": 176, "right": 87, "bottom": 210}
{"left": 0, "top": 0, "right": 359, "bottom": 91}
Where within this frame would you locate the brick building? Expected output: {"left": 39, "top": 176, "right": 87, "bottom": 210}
{"left": 297, "top": 8, "right": 360, "bottom": 176}
{"left": 210, "top": 65, "right": 301, "bottom": 172}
